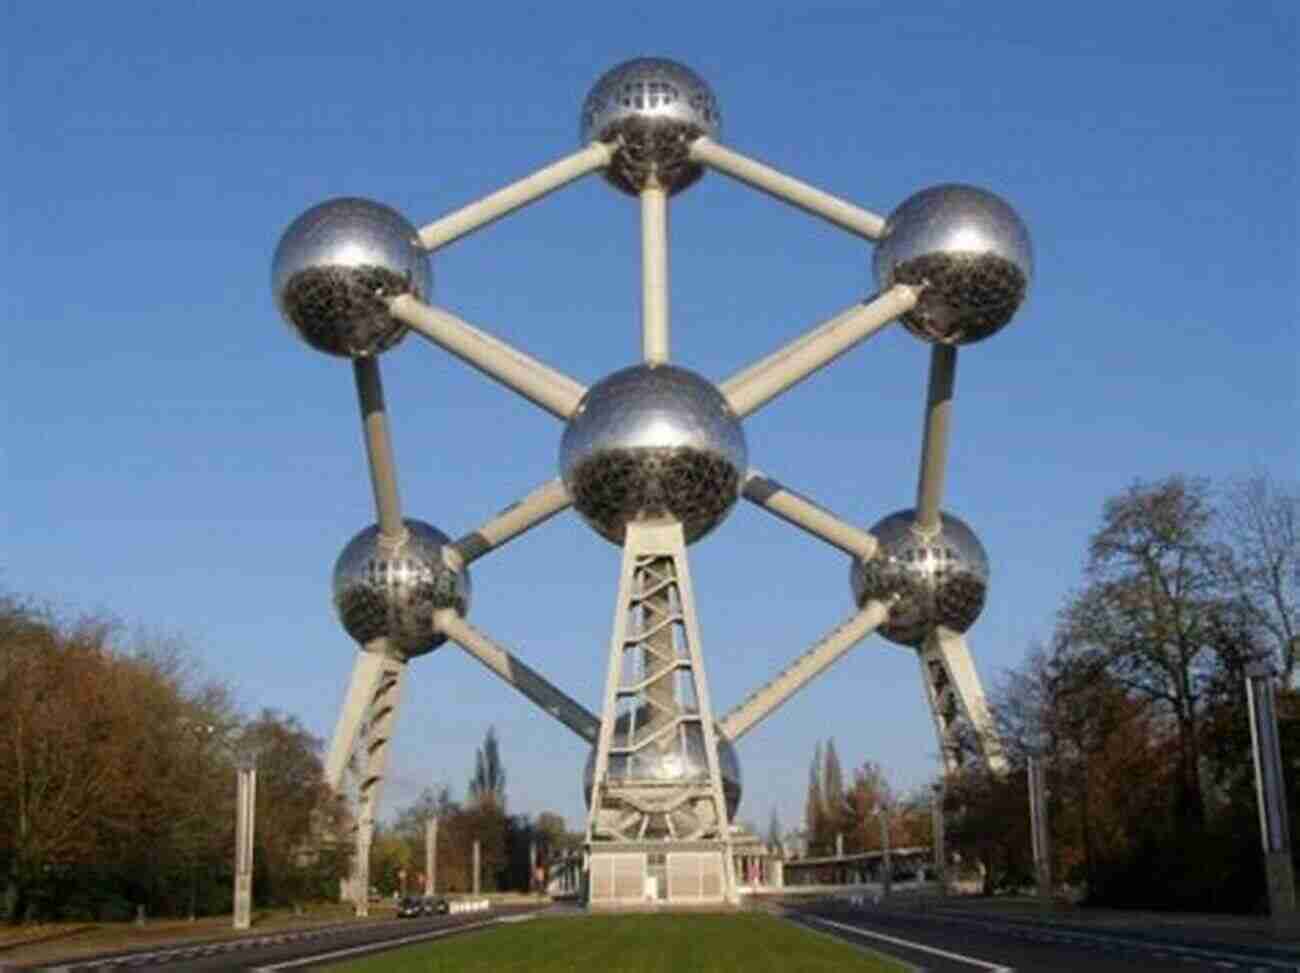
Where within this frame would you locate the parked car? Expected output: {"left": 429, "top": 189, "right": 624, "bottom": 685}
{"left": 424, "top": 896, "right": 449, "bottom": 915}
{"left": 396, "top": 896, "right": 426, "bottom": 918}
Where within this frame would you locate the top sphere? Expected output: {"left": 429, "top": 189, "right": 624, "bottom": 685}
{"left": 272, "top": 197, "right": 432, "bottom": 358}
{"left": 559, "top": 364, "right": 747, "bottom": 545}
{"left": 873, "top": 185, "right": 1033, "bottom": 345}
{"left": 332, "top": 518, "right": 470, "bottom": 659}
{"left": 850, "top": 508, "right": 989, "bottom": 648}
{"left": 580, "top": 57, "right": 720, "bottom": 196}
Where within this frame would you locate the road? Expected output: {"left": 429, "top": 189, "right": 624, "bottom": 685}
{"left": 786, "top": 901, "right": 1300, "bottom": 972}
{"left": 29, "top": 907, "right": 539, "bottom": 972}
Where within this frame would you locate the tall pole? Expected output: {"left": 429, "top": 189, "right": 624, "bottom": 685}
{"left": 878, "top": 805, "right": 892, "bottom": 899}
{"left": 932, "top": 781, "right": 947, "bottom": 897}
{"left": 233, "top": 761, "right": 256, "bottom": 930}
{"left": 472, "top": 839, "right": 481, "bottom": 896}
{"left": 1027, "top": 754, "right": 1052, "bottom": 903}
{"left": 425, "top": 817, "right": 438, "bottom": 896}
{"left": 1245, "top": 663, "right": 1298, "bottom": 931}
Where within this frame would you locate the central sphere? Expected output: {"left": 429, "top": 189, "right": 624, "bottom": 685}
{"left": 559, "top": 364, "right": 747, "bottom": 545}
{"left": 580, "top": 57, "right": 720, "bottom": 196}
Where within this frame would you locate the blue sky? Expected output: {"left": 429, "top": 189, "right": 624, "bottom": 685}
{"left": 5, "top": 2, "right": 1296, "bottom": 837}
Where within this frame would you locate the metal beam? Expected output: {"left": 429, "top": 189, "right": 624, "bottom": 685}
{"left": 388, "top": 295, "right": 586, "bottom": 419}
{"left": 434, "top": 610, "right": 600, "bottom": 743}
{"left": 719, "top": 601, "right": 891, "bottom": 741}
{"left": 450, "top": 478, "right": 571, "bottom": 567}
{"left": 689, "top": 138, "right": 887, "bottom": 241}
{"left": 922, "top": 628, "right": 1007, "bottom": 774}
{"left": 353, "top": 357, "right": 405, "bottom": 540}
{"left": 417, "top": 143, "right": 613, "bottom": 251}
{"left": 914, "top": 344, "right": 957, "bottom": 534}
{"left": 742, "top": 469, "right": 878, "bottom": 560}
{"left": 641, "top": 186, "right": 670, "bottom": 363}
{"left": 323, "top": 646, "right": 392, "bottom": 791}
{"left": 720, "top": 286, "right": 918, "bottom": 418}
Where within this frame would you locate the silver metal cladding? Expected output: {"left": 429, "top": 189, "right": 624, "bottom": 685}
{"left": 272, "top": 197, "right": 432, "bottom": 358}
{"left": 333, "top": 519, "right": 470, "bottom": 658}
{"left": 873, "top": 184, "right": 1033, "bottom": 345}
{"left": 850, "top": 508, "right": 988, "bottom": 648}
{"left": 583, "top": 709, "right": 742, "bottom": 819}
{"left": 559, "top": 364, "right": 747, "bottom": 545}
{"left": 580, "top": 57, "right": 720, "bottom": 196}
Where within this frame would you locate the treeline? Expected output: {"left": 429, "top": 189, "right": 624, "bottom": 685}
{"left": 0, "top": 601, "right": 347, "bottom": 922}
{"left": 801, "top": 740, "right": 933, "bottom": 856}
{"left": 366, "top": 729, "right": 582, "bottom": 896}
{"left": 944, "top": 474, "right": 1298, "bottom": 913}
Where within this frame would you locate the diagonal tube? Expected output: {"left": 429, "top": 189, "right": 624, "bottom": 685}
{"left": 450, "top": 478, "right": 571, "bottom": 567}
{"left": 742, "top": 469, "right": 878, "bottom": 560}
{"left": 914, "top": 344, "right": 958, "bottom": 534}
{"left": 923, "top": 627, "right": 1007, "bottom": 774}
{"left": 388, "top": 295, "right": 586, "bottom": 419}
{"left": 353, "top": 357, "right": 405, "bottom": 540}
{"left": 417, "top": 142, "right": 613, "bottom": 251}
{"left": 720, "top": 286, "right": 919, "bottom": 418}
{"left": 689, "top": 137, "right": 887, "bottom": 241}
{"left": 719, "top": 601, "right": 891, "bottom": 741}
{"left": 434, "top": 610, "right": 600, "bottom": 743}
{"left": 641, "top": 186, "right": 670, "bottom": 363}
{"left": 323, "top": 645, "right": 396, "bottom": 791}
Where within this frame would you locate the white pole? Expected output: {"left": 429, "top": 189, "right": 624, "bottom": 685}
{"left": 434, "top": 610, "right": 601, "bottom": 742}
{"left": 353, "top": 357, "right": 405, "bottom": 541}
{"left": 689, "top": 137, "right": 887, "bottom": 240}
{"left": 450, "top": 478, "right": 571, "bottom": 567}
{"left": 1027, "top": 754, "right": 1052, "bottom": 902}
{"left": 720, "top": 286, "right": 918, "bottom": 418}
{"left": 418, "top": 143, "right": 613, "bottom": 251}
{"left": 742, "top": 470, "right": 878, "bottom": 560}
{"left": 388, "top": 296, "right": 586, "bottom": 420}
{"left": 232, "top": 763, "right": 255, "bottom": 930}
{"left": 718, "top": 601, "right": 890, "bottom": 741}
{"left": 1246, "top": 663, "right": 1299, "bottom": 930}
{"left": 425, "top": 817, "right": 438, "bottom": 896}
{"left": 641, "top": 186, "right": 670, "bottom": 363}
{"left": 914, "top": 344, "right": 957, "bottom": 534}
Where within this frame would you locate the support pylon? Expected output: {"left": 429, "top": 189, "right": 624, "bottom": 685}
{"left": 918, "top": 628, "right": 1006, "bottom": 774}
{"left": 586, "top": 521, "right": 735, "bottom": 904}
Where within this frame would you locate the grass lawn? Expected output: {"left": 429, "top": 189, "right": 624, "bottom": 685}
{"left": 324, "top": 914, "right": 908, "bottom": 972}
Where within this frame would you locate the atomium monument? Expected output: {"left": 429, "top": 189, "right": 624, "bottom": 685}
{"left": 271, "top": 55, "right": 1030, "bottom": 909}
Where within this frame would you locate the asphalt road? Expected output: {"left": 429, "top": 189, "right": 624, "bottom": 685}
{"left": 787, "top": 902, "right": 1300, "bottom": 972}
{"left": 28, "top": 907, "right": 539, "bottom": 972}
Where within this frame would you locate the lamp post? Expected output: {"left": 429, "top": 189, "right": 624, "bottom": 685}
{"left": 1245, "top": 662, "right": 1298, "bottom": 931}
{"left": 874, "top": 804, "right": 892, "bottom": 899}
{"left": 233, "top": 749, "right": 257, "bottom": 931}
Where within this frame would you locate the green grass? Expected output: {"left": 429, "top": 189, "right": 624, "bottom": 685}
{"left": 324, "top": 914, "right": 909, "bottom": 972}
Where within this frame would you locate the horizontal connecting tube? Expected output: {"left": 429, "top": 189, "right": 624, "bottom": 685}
{"left": 434, "top": 610, "right": 600, "bottom": 743}
{"left": 450, "top": 478, "right": 571, "bottom": 568}
{"left": 742, "top": 470, "right": 878, "bottom": 561}
{"left": 719, "top": 600, "right": 891, "bottom": 741}
{"left": 417, "top": 142, "right": 613, "bottom": 251}
{"left": 388, "top": 296, "right": 586, "bottom": 420}
{"left": 721, "top": 285, "right": 919, "bottom": 418}
{"left": 689, "top": 137, "right": 887, "bottom": 241}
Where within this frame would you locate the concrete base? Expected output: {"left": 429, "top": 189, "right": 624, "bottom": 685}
{"left": 588, "top": 844, "right": 731, "bottom": 908}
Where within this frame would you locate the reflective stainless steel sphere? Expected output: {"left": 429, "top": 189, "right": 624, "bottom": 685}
{"left": 850, "top": 508, "right": 988, "bottom": 648}
{"left": 272, "top": 197, "right": 432, "bottom": 358}
{"left": 583, "top": 709, "right": 742, "bottom": 820}
{"left": 333, "top": 519, "right": 470, "bottom": 658}
{"left": 580, "top": 57, "right": 720, "bottom": 196}
{"left": 559, "top": 364, "right": 747, "bottom": 545}
{"left": 874, "top": 184, "right": 1033, "bottom": 344}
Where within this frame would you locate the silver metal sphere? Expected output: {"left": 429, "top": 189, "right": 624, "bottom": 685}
{"left": 874, "top": 184, "right": 1033, "bottom": 344}
{"left": 272, "top": 197, "right": 432, "bottom": 358}
{"left": 332, "top": 519, "right": 470, "bottom": 658}
{"left": 850, "top": 509, "right": 988, "bottom": 648}
{"left": 580, "top": 57, "right": 720, "bottom": 196}
{"left": 559, "top": 364, "right": 747, "bottom": 545}
{"left": 583, "top": 709, "right": 742, "bottom": 821}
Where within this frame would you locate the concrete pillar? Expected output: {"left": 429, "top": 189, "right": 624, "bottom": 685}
{"left": 233, "top": 765, "right": 256, "bottom": 930}
{"left": 425, "top": 817, "right": 438, "bottom": 896}
{"left": 472, "top": 839, "right": 481, "bottom": 896}
{"left": 1246, "top": 664, "right": 1299, "bottom": 931}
